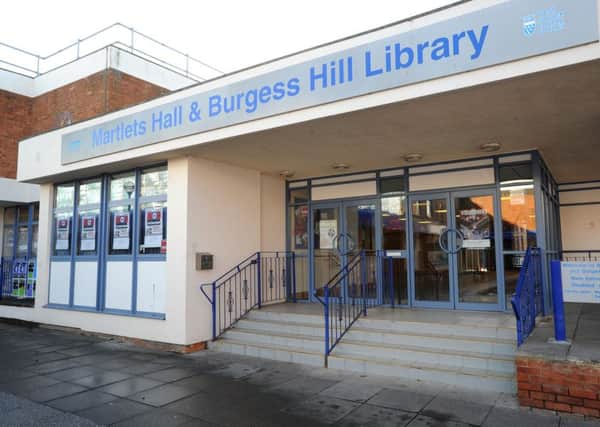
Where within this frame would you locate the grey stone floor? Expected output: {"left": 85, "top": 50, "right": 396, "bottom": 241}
{"left": 0, "top": 322, "right": 599, "bottom": 426}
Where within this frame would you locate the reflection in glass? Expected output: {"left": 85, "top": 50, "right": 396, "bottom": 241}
{"left": 455, "top": 195, "right": 497, "bottom": 304}
{"left": 3, "top": 227, "right": 15, "bottom": 257}
{"left": 383, "top": 258, "right": 408, "bottom": 305}
{"left": 111, "top": 173, "right": 136, "bottom": 201}
{"left": 141, "top": 167, "right": 168, "bottom": 197}
{"left": 18, "top": 207, "right": 29, "bottom": 224}
{"left": 3, "top": 208, "right": 16, "bottom": 225}
{"left": 78, "top": 181, "right": 101, "bottom": 206}
{"left": 55, "top": 185, "right": 75, "bottom": 209}
{"left": 16, "top": 226, "right": 28, "bottom": 257}
{"left": 412, "top": 198, "right": 450, "bottom": 302}
{"left": 289, "top": 188, "right": 309, "bottom": 204}
{"left": 313, "top": 207, "right": 340, "bottom": 296}
{"left": 382, "top": 196, "right": 406, "bottom": 250}
{"left": 501, "top": 184, "right": 536, "bottom": 251}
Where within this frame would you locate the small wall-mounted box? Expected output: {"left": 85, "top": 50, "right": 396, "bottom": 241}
{"left": 196, "top": 253, "right": 214, "bottom": 271}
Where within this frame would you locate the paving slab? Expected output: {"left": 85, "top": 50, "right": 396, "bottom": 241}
{"left": 368, "top": 388, "right": 435, "bottom": 413}
{"left": 407, "top": 414, "right": 472, "bottom": 427}
{"left": 320, "top": 380, "right": 384, "bottom": 402}
{"left": 128, "top": 383, "right": 200, "bottom": 407}
{"left": 46, "top": 389, "right": 118, "bottom": 412}
{"left": 27, "top": 381, "right": 88, "bottom": 402}
{"left": 482, "top": 406, "right": 560, "bottom": 427}
{"left": 422, "top": 395, "right": 493, "bottom": 426}
{"left": 283, "top": 395, "right": 360, "bottom": 424}
{"left": 338, "top": 403, "right": 416, "bottom": 426}
{"left": 143, "top": 367, "right": 200, "bottom": 382}
{"left": 72, "top": 371, "right": 132, "bottom": 388}
{"left": 96, "top": 377, "right": 164, "bottom": 397}
{"left": 75, "top": 398, "right": 153, "bottom": 425}
{"left": 111, "top": 408, "right": 195, "bottom": 427}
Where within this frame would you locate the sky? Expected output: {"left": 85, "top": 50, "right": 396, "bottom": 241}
{"left": 2, "top": 0, "right": 457, "bottom": 77}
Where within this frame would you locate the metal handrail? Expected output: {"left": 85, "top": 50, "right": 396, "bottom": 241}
{"left": 314, "top": 250, "right": 380, "bottom": 367}
{"left": 1, "top": 23, "right": 223, "bottom": 79}
{"left": 510, "top": 247, "right": 544, "bottom": 346}
{"left": 200, "top": 251, "right": 296, "bottom": 340}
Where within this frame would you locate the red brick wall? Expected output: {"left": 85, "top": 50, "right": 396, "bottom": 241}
{"left": 0, "top": 90, "right": 32, "bottom": 179}
{"left": 0, "top": 69, "right": 169, "bottom": 179}
{"left": 517, "top": 356, "right": 600, "bottom": 417}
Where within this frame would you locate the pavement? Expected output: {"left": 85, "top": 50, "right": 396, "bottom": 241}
{"left": 0, "top": 321, "right": 599, "bottom": 426}
{"left": 518, "top": 303, "right": 600, "bottom": 363}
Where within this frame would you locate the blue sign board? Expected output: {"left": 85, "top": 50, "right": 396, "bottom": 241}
{"left": 61, "top": 0, "right": 598, "bottom": 164}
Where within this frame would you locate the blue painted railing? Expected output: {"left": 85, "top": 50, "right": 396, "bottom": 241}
{"left": 200, "top": 252, "right": 296, "bottom": 340}
{"left": 314, "top": 250, "right": 379, "bottom": 367}
{"left": 511, "top": 247, "right": 545, "bottom": 346}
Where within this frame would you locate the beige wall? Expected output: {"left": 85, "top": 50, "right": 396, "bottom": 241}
{"left": 560, "top": 204, "right": 600, "bottom": 250}
{"left": 0, "top": 155, "right": 286, "bottom": 345}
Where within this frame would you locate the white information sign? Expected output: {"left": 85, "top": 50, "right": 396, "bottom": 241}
{"left": 144, "top": 208, "right": 163, "bottom": 248}
{"left": 319, "top": 220, "right": 338, "bottom": 250}
{"left": 80, "top": 215, "right": 97, "bottom": 251}
{"left": 561, "top": 261, "right": 600, "bottom": 303}
{"left": 113, "top": 213, "right": 130, "bottom": 250}
{"left": 55, "top": 218, "right": 70, "bottom": 251}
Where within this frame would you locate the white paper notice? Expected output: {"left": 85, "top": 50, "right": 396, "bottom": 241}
{"left": 319, "top": 219, "right": 337, "bottom": 249}
{"left": 144, "top": 208, "right": 163, "bottom": 248}
{"left": 113, "top": 213, "right": 130, "bottom": 250}
{"left": 55, "top": 218, "right": 70, "bottom": 251}
{"left": 80, "top": 215, "right": 96, "bottom": 251}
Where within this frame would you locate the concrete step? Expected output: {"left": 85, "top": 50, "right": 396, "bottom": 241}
{"left": 224, "top": 325, "right": 514, "bottom": 376}
{"left": 247, "top": 308, "right": 516, "bottom": 341}
{"left": 234, "top": 318, "right": 515, "bottom": 357}
{"left": 327, "top": 353, "right": 516, "bottom": 393}
{"left": 335, "top": 340, "right": 515, "bottom": 375}
{"left": 208, "top": 338, "right": 324, "bottom": 367}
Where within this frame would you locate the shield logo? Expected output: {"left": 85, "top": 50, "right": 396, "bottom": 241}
{"left": 523, "top": 14, "right": 536, "bottom": 37}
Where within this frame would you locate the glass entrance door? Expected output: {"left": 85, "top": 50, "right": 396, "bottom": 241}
{"left": 312, "top": 200, "right": 377, "bottom": 300}
{"left": 409, "top": 189, "right": 502, "bottom": 310}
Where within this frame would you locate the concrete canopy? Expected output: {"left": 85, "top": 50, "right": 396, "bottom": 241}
{"left": 186, "top": 59, "right": 600, "bottom": 183}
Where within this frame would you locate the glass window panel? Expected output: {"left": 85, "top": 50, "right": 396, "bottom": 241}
{"left": 18, "top": 206, "right": 29, "bottom": 224}
{"left": 77, "top": 209, "right": 99, "bottom": 256}
{"left": 78, "top": 181, "right": 102, "bottom": 206}
{"left": 382, "top": 196, "right": 407, "bottom": 250}
{"left": 501, "top": 185, "right": 536, "bottom": 250}
{"left": 289, "top": 188, "right": 309, "bottom": 205}
{"left": 499, "top": 164, "right": 533, "bottom": 184}
{"left": 31, "top": 224, "right": 38, "bottom": 257}
{"left": 380, "top": 177, "right": 405, "bottom": 194}
{"left": 2, "top": 227, "right": 15, "bottom": 258}
{"left": 56, "top": 184, "right": 75, "bottom": 209}
{"left": 16, "top": 225, "right": 28, "bottom": 257}
{"left": 4, "top": 208, "right": 16, "bottom": 225}
{"left": 33, "top": 204, "right": 39, "bottom": 222}
{"left": 290, "top": 205, "right": 308, "bottom": 250}
{"left": 111, "top": 173, "right": 136, "bottom": 201}
{"left": 53, "top": 213, "right": 73, "bottom": 256}
{"left": 140, "top": 167, "right": 168, "bottom": 197}
{"left": 383, "top": 258, "right": 408, "bottom": 305}
{"left": 109, "top": 206, "right": 133, "bottom": 255}
{"left": 139, "top": 201, "right": 167, "bottom": 255}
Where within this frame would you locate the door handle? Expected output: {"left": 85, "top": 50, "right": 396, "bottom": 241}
{"left": 439, "top": 228, "right": 463, "bottom": 254}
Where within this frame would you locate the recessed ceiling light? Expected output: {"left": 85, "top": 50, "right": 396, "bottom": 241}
{"left": 332, "top": 163, "right": 350, "bottom": 170}
{"left": 403, "top": 153, "right": 423, "bottom": 162}
{"left": 480, "top": 141, "right": 501, "bottom": 152}
{"left": 279, "top": 170, "right": 295, "bottom": 178}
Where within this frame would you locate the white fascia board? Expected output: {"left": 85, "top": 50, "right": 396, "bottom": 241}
{"left": 0, "top": 178, "right": 39, "bottom": 205}
{"left": 17, "top": 0, "right": 600, "bottom": 182}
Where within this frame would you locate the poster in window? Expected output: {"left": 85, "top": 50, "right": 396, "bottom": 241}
{"left": 458, "top": 208, "right": 491, "bottom": 249}
{"left": 144, "top": 208, "right": 163, "bottom": 248}
{"left": 294, "top": 206, "right": 308, "bottom": 249}
{"left": 80, "top": 215, "right": 97, "bottom": 251}
{"left": 113, "top": 213, "right": 130, "bottom": 250}
{"left": 55, "top": 218, "right": 70, "bottom": 250}
{"left": 319, "top": 219, "right": 338, "bottom": 249}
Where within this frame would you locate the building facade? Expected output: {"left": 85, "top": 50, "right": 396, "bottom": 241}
{"left": 4, "top": 0, "right": 600, "bottom": 368}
